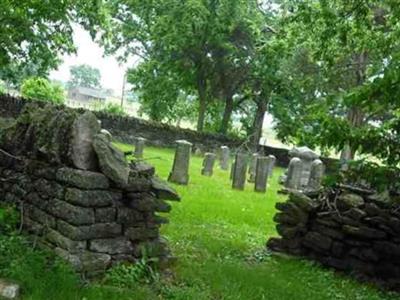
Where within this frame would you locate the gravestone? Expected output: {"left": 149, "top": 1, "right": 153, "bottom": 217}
{"left": 285, "top": 157, "right": 303, "bottom": 190}
{"left": 168, "top": 140, "right": 192, "bottom": 185}
{"left": 201, "top": 153, "right": 216, "bottom": 177}
{"left": 220, "top": 146, "right": 230, "bottom": 170}
{"left": 134, "top": 137, "right": 146, "bottom": 159}
{"left": 268, "top": 155, "right": 276, "bottom": 177}
{"left": 255, "top": 156, "right": 272, "bottom": 193}
{"left": 308, "top": 159, "right": 325, "bottom": 190}
{"left": 289, "top": 146, "right": 319, "bottom": 187}
{"left": 232, "top": 153, "right": 248, "bottom": 190}
{"left": 230, "top": 161, "right": 235, "bottom": 180}
{"left": 248, "top": 153, "right": 259, "bottom": 183}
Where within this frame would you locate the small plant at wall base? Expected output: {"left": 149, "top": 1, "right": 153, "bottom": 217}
{"left": 21, "top": 77, "right": 65, "bottom": 104}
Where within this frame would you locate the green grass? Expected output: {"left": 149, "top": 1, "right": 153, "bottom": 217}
{"left": 1, "top": 144, "right": 399, "bottom": 299}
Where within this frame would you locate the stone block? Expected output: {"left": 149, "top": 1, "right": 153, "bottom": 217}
{"left": 126, "top": 176, "right": 152, "bottom": 192}
{"left": 55, "top": 247, "right": 111, "bottom": 273}
{"left": 302, "top": 231, "right": 332, "bottom": 252}
{"left": 65, "top": 188, "right": 122, "bottom": 207}
{"left": 337, "top": 193, "right": 365, "bottom": 210}
{"left": 125, "top": 227, "right": 158, "bottom": 241}
{"left": 117, "top": 207, "right": 145, "bottom": 225}
{"left": 56, "top": 168, "right": 109, "bottom": 190}
{"left": 95, "top": 207, "right": 117, "bottom": 223}
{"left": 46, "top": 199, "right": 95, "bottom": 225}
{"left": 342, "top": 225, "right": 387, "bottom": 239}
{"left": 151, "top": 177, "right": 180, "bottom": 201}
{"left": 24, "top": 204, "right": 56, "bottom": 228}
{"left": 34, "top": 178, "right": 64, "bottom": 199}
{"left": 90, "top": 237, "right": 134, "bottom": 254}
{"left": 45, "top": 229, "right": 87, "bottom": 252}
{"left": 0, "top": 279, "right": 20, "bottom": 300}
{"left": 57, "top": 220, "right": 122, "bottom": 241}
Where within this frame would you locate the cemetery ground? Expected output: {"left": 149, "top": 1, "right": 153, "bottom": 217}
{"left": 0, "top": 144, "right": 398, "bottom": 300}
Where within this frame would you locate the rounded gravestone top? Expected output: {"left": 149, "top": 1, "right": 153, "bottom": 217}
{"left": 289, "top": 146, "right": 319, "bottom": 160}
{"left": 176, "top": 139, "right": 193, "bottom": 146}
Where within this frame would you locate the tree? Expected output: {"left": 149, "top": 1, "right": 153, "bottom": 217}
{"left": 21, "top": 77, "right": 65, "bottom": 104}
{"left": 102, "top": 0, "right": 267, "bottom": 134}
{"left": 0, "top": 1, "right": 107, "bottom": 81}
{"left": 68, "top": 64, "right": 101, "bottom": 89}
{"left": 263, "top": 0, "right": 400, "bottom": 187}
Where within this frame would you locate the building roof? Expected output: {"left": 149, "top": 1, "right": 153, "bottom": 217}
{"left": 70, "top": 86, "right": 107, "bottom": 99}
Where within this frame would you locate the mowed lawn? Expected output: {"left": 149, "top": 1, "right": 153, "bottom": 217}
{"left": 2, "top": 144, "right": 399, "bottom": 300}
{"left": 115, "top": 143, "right": 398, "bottom": 300}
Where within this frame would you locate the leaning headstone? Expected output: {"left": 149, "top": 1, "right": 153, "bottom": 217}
{"left": 168, "top": 140, "right": 192, "bottom": 185}
{"left": 285, "top": 157, "right": 303, "bottom": 190}
{"left": 248, "top": 153, "right": 259, "bottom": 183}
{"left": 220, "top": 146, "right": 230, "bottom": 170}
{"left": 134, "top": 137, "right": 146, "bottom": 159}
{"left": 289, "top": 146, "right": 319, "bottom": 187}
{"left": 0, "top": 279, "right": 20, "bottom": 299}
{"left": 232, "top": 153, "right": 248, "bottom": 190}
{"left": 254, "top": 156, "right": 272, "bottom": 193}
{"left": 201, "top": 153, "right": 216, "bottom": 177}
{"left": 71, "top": 111, "right": 101, "bottom": 171}
{"left": 268, "top": 155, "right": 276, "bottom": 177}
{"left": 308, "top": 159, "right": 325, "bottom": 190}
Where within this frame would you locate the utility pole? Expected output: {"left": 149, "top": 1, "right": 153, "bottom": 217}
{"left": 120, "top": 71, "right": 127, "bottom": 107}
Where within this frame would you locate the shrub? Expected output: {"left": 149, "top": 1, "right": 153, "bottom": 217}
{"left": 0, "top": 203, "right": 20, "bottom": 235}
{"left": 101, "top": 103, "right": 127, "bottom": 116}
{"left": 21, "top": 77, "right": 65, "bottom": 104}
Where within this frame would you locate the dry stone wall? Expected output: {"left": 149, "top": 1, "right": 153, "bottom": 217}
{"left": 0, "top": 102, "right": 180, "bottom": 276}
{"left": 267, "top": 187, "right": 400, "bottom": 290}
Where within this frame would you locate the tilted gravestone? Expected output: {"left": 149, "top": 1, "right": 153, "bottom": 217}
{"left": 232, "top": 153, "right": 248, "bottom": 190}
{"left": 220, "top": 146, "right": 230, "bottom": 170}
{"left": 201, "top": 153, "right": 216, "bottom": 177}
{"left": 254, "top": 156, "right": 272, "bottom": 193}
{"left": 248, "top": 153, "right": 259, "bottom": 183}
{"left": 134, "top": 137, "right": 147, "bottom": 159}
{"left": 168, "top": 140, "right": 192, "bottom": 185}
{"left": 308, "top": 159, "right": 325, "bottom": 190}
{"left": 285, "top": 157, "right": 303, "bottom": 190}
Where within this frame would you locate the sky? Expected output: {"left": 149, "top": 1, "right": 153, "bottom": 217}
{"left": 50, "top": 25, "right": 136, "bottom": 96}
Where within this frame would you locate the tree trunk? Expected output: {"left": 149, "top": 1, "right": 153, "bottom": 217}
{"left": 341, "top": 52, "right": 367, "bottom": 160}
{"left": 197, "top": 95, "right": 206, "bottom": 132}
{"left": 196, "top": 73, "right": 207, "bottom": 132}
{"left": 220, "top": 95, "right": 234, "bottom": 135}
{"left": 250, "top": 99, "right": 267, "bottom": 152}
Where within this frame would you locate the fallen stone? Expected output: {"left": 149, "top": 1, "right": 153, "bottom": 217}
{"left": 71, "top": 111, "right": 100, "bottom": 171}
{"left": 92, "top": 133, "right": 130, "bottom": 187}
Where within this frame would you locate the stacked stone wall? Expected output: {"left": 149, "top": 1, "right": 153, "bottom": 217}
{"left": 0, "top": 101, "right": 180, "bottom": 276}
{"left": 268, "top": 187, "right": 400, "bottom": 290}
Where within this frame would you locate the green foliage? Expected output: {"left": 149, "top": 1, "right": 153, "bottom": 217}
{"left": 0, "top": 81, "right": 5, "bottom": 95}
{"left": 105, "top": 258, "right": 159, "bottom": 287}
{"left": 0, "top": 1, "right": 108, "bottom": 79}
{"left": 100, "top": 103, "right": 127, "bottom": 116}
{"left": 68, "top": 64, "right": 101, "bottom": 88}
{"left": 0, "top": 204, "right": 19, "bottom": 235}
{"left": 21, "top": 77, "right": 65, "bottom": 104}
